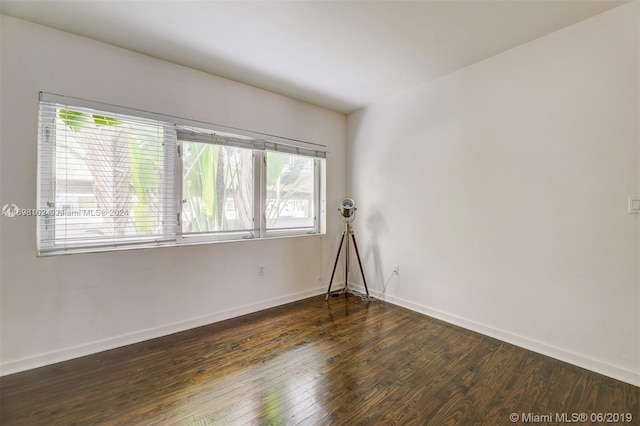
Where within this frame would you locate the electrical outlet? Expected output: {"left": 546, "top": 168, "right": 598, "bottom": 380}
{"left": 393, "top": 264, "right": 400, "bottom": 275}
{"left": 258, "top": 265, "right": 265, "bottom": 276}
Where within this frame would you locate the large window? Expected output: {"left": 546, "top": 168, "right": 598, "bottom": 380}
{"left": 37, "top": 94, "right": 326, "bottom": 254}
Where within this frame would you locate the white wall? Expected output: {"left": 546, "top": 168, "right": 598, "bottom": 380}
{"left": 0, "top": 16, "right": 346, "bottom": 374}
{"left": 348, "top": 2, "right": 639, "bottom": 386}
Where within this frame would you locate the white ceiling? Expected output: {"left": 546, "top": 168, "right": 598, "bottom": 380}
{"left": 0, "top": 0, "right": 629, "bottom": 113}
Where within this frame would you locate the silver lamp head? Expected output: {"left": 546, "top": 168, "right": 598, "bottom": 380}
{"left": 339, "top": 197, "right": 356, "bottom": 218}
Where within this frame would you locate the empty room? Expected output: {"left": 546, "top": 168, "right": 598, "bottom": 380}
{"left": 0, "top": 0, "right": 638, "bottom": 424}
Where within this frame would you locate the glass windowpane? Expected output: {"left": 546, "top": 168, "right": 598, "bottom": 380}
{"left": 266, "top": 152, "right": 315, "bottom": 230}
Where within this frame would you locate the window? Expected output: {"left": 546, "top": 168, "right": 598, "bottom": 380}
{"left": 177, "top": 129, "right": 260, "bottom": 241}
{"left": 37, "top": 103, "right": 175, "bottom": 252}
{"left": 37, "top": 93, "right": 326, "bottom": 254}
{"left": 265, "top": 152, "right": 317, "bottom": 232}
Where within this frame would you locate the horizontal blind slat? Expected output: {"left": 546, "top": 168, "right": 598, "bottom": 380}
{"left": 41, "top": 92, "right": 327, "bottom": 155}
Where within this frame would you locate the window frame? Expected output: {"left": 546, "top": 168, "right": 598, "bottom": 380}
{"left": 175, "top": 137, "right": 262, "bottom": 244}
{"left": 262, "top": 152, "right": 322, "bottom": 238}
{"left": 37, "top": 102, "right": 178, "bottom": 253}
{"left": 36, "top": 92, "right": 326, "bottom": 256}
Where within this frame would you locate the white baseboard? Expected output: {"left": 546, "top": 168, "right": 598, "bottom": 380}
{"left": 4, "top": 285, "right": 638, "bottom": 387}
{"left": 0, "top": 286, "right": 325, "bottom": 377}
{"left": 351, "top": 285, "right": 640, "bottom": 387}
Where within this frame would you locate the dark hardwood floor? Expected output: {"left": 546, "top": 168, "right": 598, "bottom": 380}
{"left": 1, "top": 295, "right": 638, "bottom": 425}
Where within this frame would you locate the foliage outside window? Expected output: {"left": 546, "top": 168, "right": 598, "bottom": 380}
{"left": 266, "top": 152, "right": 316, "bottom": 231}
{"left": 181, "top": 143, "right": 254, "bottom": 235}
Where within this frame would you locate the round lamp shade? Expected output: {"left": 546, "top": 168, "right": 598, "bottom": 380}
{"left": 340, "top": 197, "right": 356, "bottom": 218}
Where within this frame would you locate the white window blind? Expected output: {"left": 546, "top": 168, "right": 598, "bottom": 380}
{"left": 176, "top": 128, "right": 327, "bottom": 159}
{"left": 37, "top": 98, "right": 176, "bottom": 253}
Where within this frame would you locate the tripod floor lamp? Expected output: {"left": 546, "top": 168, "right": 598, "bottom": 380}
{"left": 325, "top": 197, "right": 371, "bottom": 301}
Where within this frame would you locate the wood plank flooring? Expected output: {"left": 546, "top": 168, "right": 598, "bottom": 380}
{"left": 1, "top": 295, "right": 638, "bottom": 425}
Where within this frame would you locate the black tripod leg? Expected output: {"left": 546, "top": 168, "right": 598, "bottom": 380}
{"left": 351, "top": 233, "right": 370, "bottom": 297}
{"left": 326, "top": 232, "right": 346, "bottom": 301}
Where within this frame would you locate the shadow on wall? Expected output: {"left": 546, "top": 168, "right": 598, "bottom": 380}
{"left": 361, "top": 209, "right": 389, "bottom": 293}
